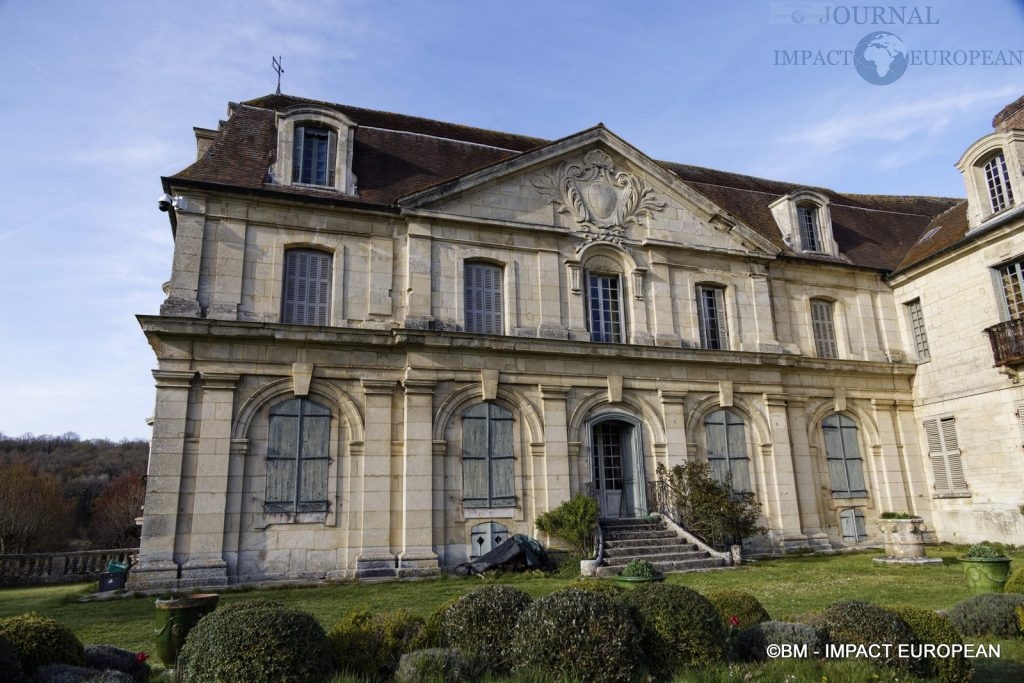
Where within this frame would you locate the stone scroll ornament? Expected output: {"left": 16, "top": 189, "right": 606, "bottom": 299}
{"left": 532, "top": 150, "right": 666, "bottom": 244}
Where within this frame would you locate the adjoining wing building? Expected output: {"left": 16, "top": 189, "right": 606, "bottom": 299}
{"left": 128, "top": 93, "right": 1024, "bottom": 588}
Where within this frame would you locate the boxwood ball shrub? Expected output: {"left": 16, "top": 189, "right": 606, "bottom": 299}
{"left": 569, "top": 577, "right": 625, "bottom": 597}
{"left": 0, "top": 634, "right": 25, "bottom": 683}
{"left": 83, "top": 645, "right": 150, "bottom": 682}
{"left": 620, "top": 583, "right": 727, "bottom": 674}
{"left": 394, "top": 648, "right": 488, "bottom": 683}
{"left": 32, "top": 663, "right": 134, "bottom": 683}
{"left": 328, "top": 608, "right": 423, "bottom": 679}
{"left": 0, "top": 613, "right": 85, "bottom": 676}
{"left": 439, "top": 585, "right": 531, "bottom": 671}
{"left": 946, "top": 593, "right": 1024, "bottom": 637}
{"left": 177, "top": 600, "right": 336, "bottom": 683}
{"left": 705, "top": 589, "right": 771, "bottom": 630}
{"left": 1004, "top": 566, "right": 1024, "bottom": 594}
{"left": 888, "top": 606, "right": 973, "bottom": 683}
{"left": 510, "top": 588, "right": 644, "bottom": 683}
{"left": 734, "top": 621, "right": 827, "bottom": 663}
{"left": 818, "top": 601, "right": 926, "bottom": 678}
{"left": 409, "top": 597, "right": 459, "bottom": 651}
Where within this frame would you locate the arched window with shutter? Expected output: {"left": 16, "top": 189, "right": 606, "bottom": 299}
{"left": 265, "top": 398, "right": 331, "bottom": 513}
{"left": 464, "top": 261, "right": 503, "bottom": 334}
{"left": 703, "top": 409, "right": 751, "bottom": 493}
{"left": 822, "top": 413, "right": 868, "bottom": 498}
{"left": 462, "top": 403, "right": 515, "bottom": 508}
{"left": 281, "top": 248, "right": 332, "bottom": 325}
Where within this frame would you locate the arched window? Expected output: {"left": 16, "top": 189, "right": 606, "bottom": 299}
{"left": 810, "top": 299, "right": 838, "bottom": 359}
{"left": 584, "top": 255, "right": 624, "bottom": 343}
{"left": 462, "top": 403, "right": 515, "bottom": 508}
{"left": 822, "top": 413, "right": 868, "bottom": 498}
{"left": 696, "top": 285, "right": 728, "bottom": 350}
{"left": 797, "top": 203, "right": 823, "bottom": 252}
{"left": 982, "top": 151, "right": 1015, "bottom": 214}
{"left": 464, "top": 261, "right": 503, "bottom": 334}
{"left": 265, "top": 398, "right": 331, "bottom": 513}
{"left": 292, "top": 125, "right": 337, "bottom": 186}
{"left": 704, "top": 409, "right": 751, "bottom": 492}
{"left": 282, "top": 249, "right": 332, "bottom": 325}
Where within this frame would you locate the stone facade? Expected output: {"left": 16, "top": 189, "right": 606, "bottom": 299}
{"left": 129, "top": 93, "right": 1024, "bottom": 589}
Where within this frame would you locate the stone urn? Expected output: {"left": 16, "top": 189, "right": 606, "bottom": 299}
{"left": 874, "top": 516, "right": 941, "bottom": 565}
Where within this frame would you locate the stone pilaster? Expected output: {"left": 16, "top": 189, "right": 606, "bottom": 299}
{"left": 357, "top": 380, "right": 397, "bottom": 578}
{"left": 659, "top": 390, "right": 688, "bottom": 470}
{"left": 538, "top": 386, "right": 570, "bottom": 511}
{"left": 784, "top": 397, "right": 830, "bottom": 549}
{"left": 398, "top": 379, "right": 440, "bottom": 577}
{"left": 404, "top": 224, "right": 433, "bottom": 329}
{"left": 160, "top": 201, "right": 204, "bottom": 318}
{"left": 763, "top": 395, "right": 809, "bottom": 551}
{"left": 207, "top": 218, "right": 245, "bottom": 321}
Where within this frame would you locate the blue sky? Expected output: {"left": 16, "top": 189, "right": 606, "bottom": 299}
{"left": 1, "top": 0, "right": 1023, "bottom": 440}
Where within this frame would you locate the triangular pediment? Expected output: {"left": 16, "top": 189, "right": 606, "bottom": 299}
{"left": 398, "top": 126, "right": 779, "bottom": 257}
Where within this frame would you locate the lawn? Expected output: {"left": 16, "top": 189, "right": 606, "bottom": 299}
{"left": 2, "top": 545, "right": 1022, "bottom": 681}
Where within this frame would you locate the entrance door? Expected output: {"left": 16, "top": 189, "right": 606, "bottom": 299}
{"left": 595, "top": 420, "right": 646, "bottom": 518}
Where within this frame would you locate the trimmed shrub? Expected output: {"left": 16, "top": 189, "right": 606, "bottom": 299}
{"left": 1004, "top": 566, "right": 1024, "bottom": 594}
{"left": 509, "top": 588, "right": 643, "bottom": 683}
{"left": 394, "top": 648, "right": 488, "bottom": 683}
{"left": 568, "top": 577, "right": 625, "bottom": 597}
{"left": 535, "top": 494, "right": 599, "bottom": 557}
{"left": 888, "top": 606, "right": 973, "bottom": 683}
{"left": 734, "top": 621, "right": 827, "bottom": 663}
{"left": 946, "top": 593, "right": 1024, "bottom": 637}
{"left": 33, "top": 663, "right": 134, "bottom": 683}
{"left": 0, "top": 613, "right": 84, "bottom": 676}
{"left": 408, "top": 597, "right": 459, "bottom": 651}
{"left": 818, "top": 601, "right": 926, "bottom": 678}
{"left": 1017, "top": 605, "right": 1024, "bottom": 635}
{"left": 328, "top": 608, "right": 423, "bottom": 680}
{"left": 439, "top": 585, "right": 531, "bottom": 671}
{"left": 0, "top": 634, "right": 25, "bottom": 683}
{"left": 705, "top": 590, "right": 771, "bottom": 631}
{"left": 621, "top": 582, "right": 727, "bottom": 675}
{"left": 83, "top": 645, "right": 149, "bottom": 682}
{"left": 177, "top": 600, "right": 336, "bottom": 683}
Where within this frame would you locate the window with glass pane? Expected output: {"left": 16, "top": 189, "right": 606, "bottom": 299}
{"left": 696, "top": 285, "right": 728, "bottom": 350}
{"left": 292, "top": 125, "right": 337, "bottom": 186}
{"left": 462, "top": 403, "right": 515, "bottom": 508}
{"left": 797, "top": 205, "right": 822, "bottom": 251}
{"left": 905, "top": 299, "right": 930, "bottom": 361}
{"left": 810, "top": 299, "right": 838, "bottom": 359}
{"left": 822, "top": 414, "right": 867, "bottom": 498}
{"left": 998, "top": 259, "right": 1024, "bottom": 320}
{"left": 265, "top": 398, "right": 330, "bottom": 513}
{"left": 704, "top": 409, "right": 751, "bottom": 492}
{"left": 464, "top": 262, "right": 503, "bottom": 334}
{"left": 983, "top": 153, "right": 1015, "bottom": 214}
{"left": 282, "top": 249, "right": 332, "bottom": 325}
{"left": 587, "top": 273, "right": 623, "bottom": 343}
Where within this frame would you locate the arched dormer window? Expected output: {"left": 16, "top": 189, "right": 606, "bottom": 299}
{"left": 273, "top": 106, "right": 356, "bottom": 193}
{"left": 292, "top": 125, "right": 337, "bottom": 186}
{"left": 768, "top": 190, "right": 837, "bottom": 256}
{"left": 957, "top": 132, "right": 1024, "bottom": 230}
{"left": 797, "top": 203, "right": 823, "bottom": 252}
{"left": 981, "top": 151, "right": 1015, "bottom": 214}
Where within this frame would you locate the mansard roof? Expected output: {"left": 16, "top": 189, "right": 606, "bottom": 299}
{"left": 168, "top": 92, "right": 961, "bottom": 272}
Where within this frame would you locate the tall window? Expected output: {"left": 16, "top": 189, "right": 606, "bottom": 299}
{"left": 905, "top": 298, "right": 930, "bottom": 361}
{"left": 998, "top": 259, "right": 1024, "bottom": 320}
{"left": 462, "top": 403, "right": 515, "bottom": 508}
{"left": 923, "top": 416, "right": 968, "bottom": 495}
{"left": 464, "top": 262, "right": 503, "bottom": 334}
{"left": 696, "top": 285, "right": 729, "bottom": 350}
{"left": 810, "top": 299, "right": 838, "bottom": 359}
{"left": 282, "top": 249, "right": 332, "bottom": 325}
{"left": 797, "top": 204, "right": 822, "bottom": 251}
{"left": 822, "top": 414, "right": 868, "bottom": 498}
{"left": 704, "top": 409, "right": 751, "bottom": 492}
{"left": 292, "top": 125, "right": 337, "bottom": 186}
{"left": 983, "top": 152, "right": 1015, "bottom": 214}
{"left": 587, "top": 272, "right": 623, "bottom": 343}
{"left": 265, "top": 398, "right": 330, "bottom": 513}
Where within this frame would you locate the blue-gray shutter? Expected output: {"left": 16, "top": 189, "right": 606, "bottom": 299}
{"left": 464, "top": 262, "right": 503, "bottom": 334}
{"left": 283, "top": 249, "right": 331, "bottom": 325}
{"left": 470, "top": 522, "right": 509, "bottom": 558}
{"left": 462, "top": 403, "right": 514, "bottom": 508}
{"left": 839, "top": 508, "right": 866, "bottom": 543}
{"left": 823, "top": 414, "right": 867, "bottom": 498}
{"left": 811, "top": 300, "right": 838, "bottom": 359}
{"left": 705, "top": 409, "right": 750, "bottom": 492}
{"left": 265, "top": 398, "right": 330, "bottom": 513}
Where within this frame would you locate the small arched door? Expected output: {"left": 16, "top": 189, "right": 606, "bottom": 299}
{"left": 589, "top": 418, "right": 647, "bottom": 518}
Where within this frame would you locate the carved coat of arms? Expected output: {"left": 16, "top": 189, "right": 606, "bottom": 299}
{"left": 532, "top": 150, "right": 666, "bottom": 243}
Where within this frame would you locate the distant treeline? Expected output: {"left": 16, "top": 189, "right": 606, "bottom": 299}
{"left": 0, "top": 432, "right": 149, "bottom": 554}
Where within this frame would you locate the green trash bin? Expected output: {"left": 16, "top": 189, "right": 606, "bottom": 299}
{"left": 107, "top": 560, "right": 129, "bottom": 573}
{"left": 154, "top": 593, "right": 220, "bottom": 666}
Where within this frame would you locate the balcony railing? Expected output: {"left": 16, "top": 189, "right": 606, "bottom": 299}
{"left": 986, "top": 317, "right": 1024, "bottom": 366}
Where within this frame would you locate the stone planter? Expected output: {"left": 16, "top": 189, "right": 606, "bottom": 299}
{"left": 154, "top": 593, "right": 220, "bottom": 666}
{"left": 613, "top": 574, "right": 666, "bottom": 589}
{"left": 579, "top": 559, "right": 601, "bottom": 577}
{"left": 960, "top": 556, "right": 1012, "bottom": 594}
{"left": 873, "top": 517, "right": 942, "bottom": 565}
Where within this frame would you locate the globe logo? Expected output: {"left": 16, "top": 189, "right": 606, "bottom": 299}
{"left": 791, "top": 10, "right": 805, "bottom": 24}
{"left": 854, "top": 31, "right": 908, "bottom": 85}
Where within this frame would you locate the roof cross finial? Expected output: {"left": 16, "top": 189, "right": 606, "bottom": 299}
{"left": 272, "top": 56, "right": 284, "bottom": 95}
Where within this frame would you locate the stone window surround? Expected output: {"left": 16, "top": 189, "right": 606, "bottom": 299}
{"left": 768, "top": 189, "right": 839, "bottom": 256}
{"left": 957, "top": 131, "right": 1024, "bottom": 231}
{"left": 802, "top": 293, "right": 848, "bottom": 359}
{"left": 462, "top": 257, "right": 507, "bottom": 335}
{"left": 272, "top": 105, "right": 357, "bottom": 194}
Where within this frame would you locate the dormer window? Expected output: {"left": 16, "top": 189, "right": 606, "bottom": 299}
{"left": 983, "top": 152, "right": 1015, "bottom": 214}
{"left": 797, "top": 204, "right": 823, "bottom": 252}
{"left": 292, "top": 125, "right": 337, "bottom": 186}
{"left": 768, "top": 190, "right": 838, "bottom": 256}
{"left": 273, "top": 106, "right": 356, "bottom": 194}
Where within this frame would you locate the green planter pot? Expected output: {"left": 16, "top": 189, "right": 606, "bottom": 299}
{"left": 613, "top": 574, "right": 666, "bottom": 589}
{"left": 154, "top": 593, "right": 220, "bottom": 666}
{"left": 960, "top": 557, "right": 1012, "bottom": 594}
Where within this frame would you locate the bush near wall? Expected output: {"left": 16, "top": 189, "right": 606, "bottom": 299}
{"left": 0, "top": 613, "right": 84, "bottom": 676}
{"left": 946, "top": 593, "right": 1024, "bottom": 637}
{"left": 438, "top": 585, "right": 531, "bottom": 672}
{"left": 328, "top": 608, "right": 423, "bottom": 680}
{"left": 705, "top": 589, "right": 771, "bottom": 631}
{"left": 887, "top": 606, "right": 973, "bottom": 683}
{"left": 817, "top": 601, "right": 928, "bottom": 678}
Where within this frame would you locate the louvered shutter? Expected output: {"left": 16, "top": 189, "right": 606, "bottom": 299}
{"left": 923, "top": 417, "right": 966, "bottom": 494}
{"left": 282, "top": 250, "right": 332, "bottom": 325}
{"left": 1017, "top": 400, "right": 1024, "bottom": 446}
{"left": 464, "top": 262, "right": 503, "bottom": 334}
{"left": 811, "top": 300, "right": 838, "bottom": 359}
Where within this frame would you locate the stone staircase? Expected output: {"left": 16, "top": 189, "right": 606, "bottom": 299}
{"left": 595, "top": 518, "right": 728, "bottom": 578}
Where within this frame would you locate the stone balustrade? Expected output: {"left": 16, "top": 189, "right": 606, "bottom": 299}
{"left": 0, "top": 548, "right": 138, "bottom": 587}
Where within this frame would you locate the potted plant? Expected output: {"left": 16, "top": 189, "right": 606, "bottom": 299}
{"left": 877, "top": 511, "right": 928, "bottom": 559}
{"left": 614, "top": 558, "right": 665, "bottom": 588}
{"left": 959, "top": 542, "right": 1012, "bottom": 594}
{"left": 154, "top": 593, "right": 220, "bottom": 666}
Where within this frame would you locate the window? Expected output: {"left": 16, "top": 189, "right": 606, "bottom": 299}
{"left": 462, "top": 403, "right": 515, "bottom": 508}
{"left": 464, "top": 262, "right": 503, "bottom": 334}
{"left": 838, "top": 508, "right": 867, "bottom": 543}
{"left": 292, "top": 125, "right": 337, "bottom": 186}
{"left": 983, "top": 152, "right": 1015, "bottom": 214}
{"left": 696, "top": 285, "right": 729, "bottom": 350}
{"left": 797, "top": 204, "right": 822, "bottom": 251}
{"left": 265, "top": 398, "right": 330, "bottom": 513}
{"left": 470, "top": 522, "right": 509, "bottom": 558}
{"left": 905, "top": 298, "right": 930, "bottom": 361}
{"left": 810, "top": 299, "right": 838, "bottom": 359}
{"left": 822, "top": 414, "right": 868, "bottom": 498}
{"left": 282, "top": 249, "right": 332, "bottom": 325}
{"left": 923, "top": 416, "right": 968, "bottom": 496}
{"left": 998, "top": 259, "right": 1024, "bottom": 320}
{"left": 704, "top": 409, "right": 751, "bottom": 492}
{"left": 587, "top": 272, "right": 623, "bottom": 343}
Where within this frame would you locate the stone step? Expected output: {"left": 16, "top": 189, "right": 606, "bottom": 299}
{"left": 603, "top": 529, "right": 678, "bottom": 541}
{"left": 604, "top": 536, "right": 693, "bottom": 550}
{"left": 604, "top": 542, "right": 698, "bottom": 558}
{"left": 595, "top": 556, "right": 727, "bottom": 577}
{"left": 602, "top": 550, "right": 712, "bottom": 566}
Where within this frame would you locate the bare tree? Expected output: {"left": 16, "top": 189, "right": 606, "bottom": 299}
{"left": 88, "top": 471, "right": 146, "bottom": 548}
{"left": 0, "top": 461, "right": 73, "bottom": 554}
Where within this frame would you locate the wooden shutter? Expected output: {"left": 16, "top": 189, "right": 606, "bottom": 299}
{"left": 462, "top": 404, "right": 489, "bottom": 507}
{"left": 266, "top": 398, "right": 330, "bottom": 513}
{"left": 811, "top": 300, "right": 838, "bottom": 359}
{"left": 705, "top": 409, "right": 750, "bottom": 492}
{"left": 462, "top": 403, "right": 515, "bottom": 508}
{"left": 266, "top": 399, "right": 300, "bottom": 510}
{"left": 464, "top": 262, "right": 503, "bottom": 334}
{"left": 923, "top": 416, "right": 966, "bottom": 494}
{"left": 489, "top": 405, "right": 515, "bottom": 507}
{"left": 326, "top": 129, "right": 338, "bottom": 186}
{"left": 283, "top": 249, "right": 332, "bottom": 325}
{"left": 839, "top": 508, "right": 866, "bottom": 543}
{"left": 697, "top": 286, "right": 728, "bottom": 350}
{"left": 823, "top": 414, "right": 867, "bottom": 498}
{"left": 298, "top": 400, "right": 330, "bottom": 511}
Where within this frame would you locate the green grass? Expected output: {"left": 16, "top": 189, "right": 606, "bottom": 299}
{"left": 1, "top": 546, "right": 1022, "bottom": 681}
